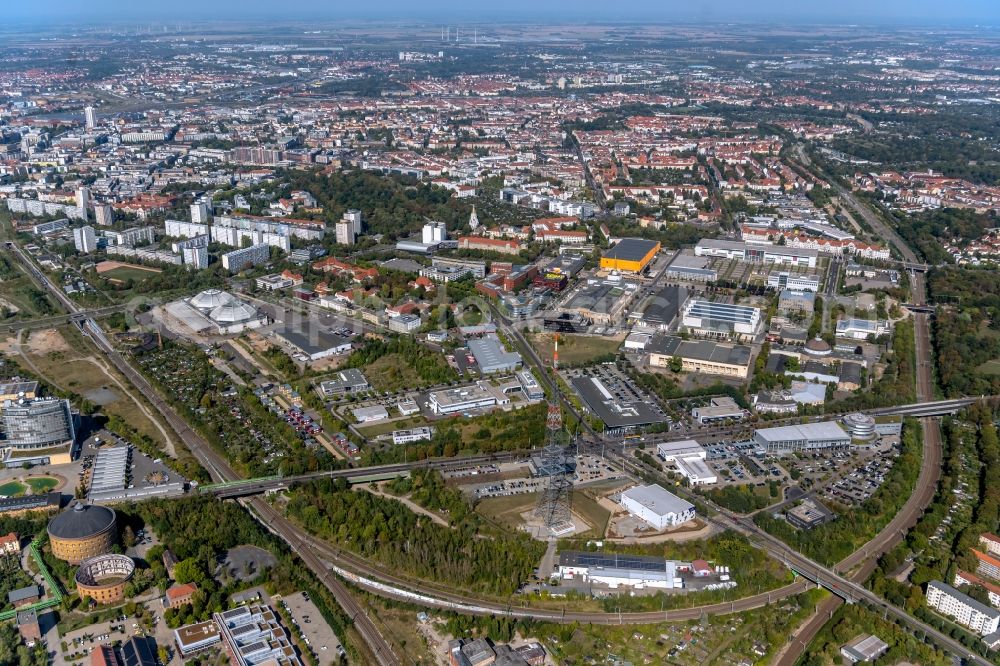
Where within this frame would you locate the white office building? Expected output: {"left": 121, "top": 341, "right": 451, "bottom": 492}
{"left": 392, "top": 427, "right": 434, "bottom": 445}
{"left": 681, "top": 300, "right": 762, "bottom": 338}
{"left": 84, "top": 106, "right": 97, "bottom": 130}
{"left": 221, "top": 244, "right": 270, "bottom": 273}
{"left": 620, "top": 484, "right": 696, "bottom": 529}
{"left": 428, "top": 382, "right": 506, "bottom": 415}
{"left": 926, "top": 580, "right": 1000, "bottom": 636}
{"left": 835, "top": 318, "right": 890, "bottom": 340}
{"left": 768, "top": 271, "right": 821, "bottom": 292}
{"left": 73, "top": 226, "right": 97, "bottom": 253}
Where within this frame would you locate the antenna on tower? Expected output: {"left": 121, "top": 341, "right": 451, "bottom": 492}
{"left": 553, "top": 332, "right": 559, "bottom": 370}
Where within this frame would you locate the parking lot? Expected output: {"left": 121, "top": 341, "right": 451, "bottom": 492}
{"left": 280, "top": 591, "right": 344, "bottom": 665}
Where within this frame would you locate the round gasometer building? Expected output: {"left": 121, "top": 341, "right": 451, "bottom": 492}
{"left": 47, "top": 503, "right": 118, "bottom": 564}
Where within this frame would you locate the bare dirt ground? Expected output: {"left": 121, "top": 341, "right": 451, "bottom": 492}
{"left": 25, "top": 328, "right": 72, "bottom": 354}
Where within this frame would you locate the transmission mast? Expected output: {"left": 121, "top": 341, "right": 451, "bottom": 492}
{"left": 533, "top": 403, "right": 573, "bottom": 535}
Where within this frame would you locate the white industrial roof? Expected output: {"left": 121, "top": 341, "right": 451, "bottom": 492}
{"left": 621, "top": 484, "right": 694, "bottom": 517}
{"left": 755, "top": 421, "right": 849, "bottom": 443}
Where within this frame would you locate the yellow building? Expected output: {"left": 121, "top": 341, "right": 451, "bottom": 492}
{"left": 599, "top": 238, "right": 661, "bottom": 273}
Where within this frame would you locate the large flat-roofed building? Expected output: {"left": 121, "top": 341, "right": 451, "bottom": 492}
{"left": 835, "top": 318, "right": 890, "bottom": 340}
{"left": 840, "top": 635, "right": 889, "bottom": 663}
{"left": 561, "top": 279, "right": 638, "bottom": 325}
{"left": 647, "top": 335, "right": 753, "bottom": 378}
{"left": 664, "top": 252, "right": 718, "bottom": 283}
{"left": 634, "top": 285, "right": 688, "bottom": 331}
{"left": 695, "top": 238, "right": 818, "bottom": 268}
{"left": 174, "top": 620, "right": 221, "bottom": 657}
{"left": 215, "top": 603, "right": 302, "bottom": 666}
{"left": 468, "top": 335, "right": 522, "bottom": 374}
{"left": 926, "top": 580, "right": 1000, "bottom": 636}
{"left": 516, "top": 369, "right": 545, "bottom": 400}
{"left": 656, "top": 440, "right": 716, "bottom": 485}
{"left": 557, "top": 551, "right": 682, "bottom": 590}
{"left": 681, "top": 299, "right": 762, "bottom": 339}
{"left": 319, "top": 368, "right": 370, "bottom": 396}
{"left": 691, "top": 397, "right": 746, "bottom": 425}
{"left": 753, "top": 421, "right": 851, "bottom": 453}
{"left": 429, "top": 382, "right": 508, "bottom": 415}
{"left": 600, "top": 238, "right": 661, "bottom": 273}
{"left": 352, "top": 405, "right": 389, "bottom": 423}
{"left": 770, "top": 272, "right": 821, "bottom": 293}
{"left": 570, "top": 375, "right": 668, "bottom": 433}
{"left": 392, "top": 427, "right": 434, "bottom": 446}
{"left": 273, "top": 328, "right": 352, "bottom": 362}
{"left": 620, "top": 484, "right": 695, "bottom": 530}
{"left": 0, "top": 381, "right": 39, "bottom": 403}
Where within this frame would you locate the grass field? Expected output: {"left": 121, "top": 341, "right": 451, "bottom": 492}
{"left": 528, "top": 333, "right": 624, "bottom": 367}
{"left": 475, "top": 492, "right": 538, "bottom": 529}
{"left": 570, "top": 490, "right": 612, "bottom": 537}
{"left": 19, "top": 326, "right": 169, "bottom": 448}
{"left": 977, "top": 359, "right": 1000, "bottom": 376}
{"left": 365, "top": 354, "right": 438, "bottom": 392}
{"left": 0, "top": 481, "right": 26, "bottom": 497}
{"left": 25, "top": 477, "right": 58, "bottom": 493}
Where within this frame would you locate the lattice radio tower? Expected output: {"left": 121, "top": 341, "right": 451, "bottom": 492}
{"left": 533, "top": 403, "right": 573, "bottom": 534}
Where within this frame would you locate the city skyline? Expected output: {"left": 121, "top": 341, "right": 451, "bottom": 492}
{"left": 5, "top": 0, "right": 1000, "bottom": 25}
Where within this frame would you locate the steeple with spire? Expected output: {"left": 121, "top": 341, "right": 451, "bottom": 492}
{"left": 468, "top": 205, "right": 480, "bottom": 230}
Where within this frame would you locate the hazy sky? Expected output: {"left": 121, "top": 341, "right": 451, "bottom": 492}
{"left": 6, "top": 0, "right": 1000, "bottom": 24}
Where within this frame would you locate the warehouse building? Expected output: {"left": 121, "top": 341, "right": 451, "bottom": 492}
{"left": 557, "top": 551, "right": 683, "bottom": 590}
{"left": 620, "top": 484, "right": 695, "bottom": 530}
{"left": 840, "top": 635, "right": 889, "bottom": 663}
{"left": 273, "top": 328, "right": 352, "bottom": 362}
{"left": 352, "top": 405, "right": 389, "bottom": 423}
{"left": 753, "top": 422, "right": 851, "bottom": 453}
{"left": 468, "top": 335, "right": 522, "bottom": 374}
{"left": 599, "top": 238, "right": 661, "bottom": 273}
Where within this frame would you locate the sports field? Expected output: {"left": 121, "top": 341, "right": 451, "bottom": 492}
{"left": 96, "top": 261, "right": 162, "bottom": 283}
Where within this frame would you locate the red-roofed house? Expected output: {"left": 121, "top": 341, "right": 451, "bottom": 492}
{"left": 0, "top": 532, "right": 19, "bottom": 555}
{"left": 164, "top": 583, "right": 198, "bottom": 610}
